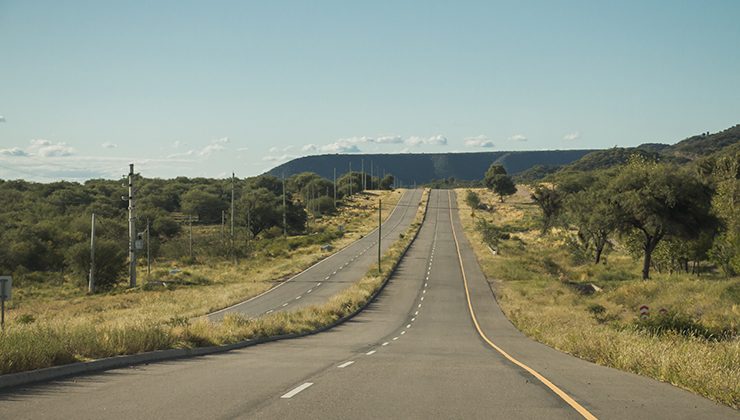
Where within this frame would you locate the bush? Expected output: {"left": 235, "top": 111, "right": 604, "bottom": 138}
{"left": 635, "top": 311, "right": 735, "bottom": 341}
{"left": 65, "top": 239, "right": 127, "bottom": 290}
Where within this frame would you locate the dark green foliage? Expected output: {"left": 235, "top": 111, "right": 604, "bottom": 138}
{"left": 484, "top": 164, "right": 516, "bottom": 202}
{"left": 564, "top": 173, "right": 618, "bottom": 264}
{"left": 464, "top": 190, "right": 481, "bottom": 216}
{"left": 475, "top": 219, "right": 507, "bottom": 252}
{"left": 66, "top": 239, "right": 127, "bottom": 290}
{"left": 608, "top": 159, "right": 716, "bottom": 279}
{"left": 181, "top": 189, "right": 228, "bottom": 224}
{"left": 531, "top": 185, "right": 564, "bottom": 234}
{"left": 379, "top": 175, "right": 394, "bottom": 190}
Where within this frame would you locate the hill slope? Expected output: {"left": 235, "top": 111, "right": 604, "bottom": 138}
{"left": 266, "top": 150, "right": 594, "bottom": 184}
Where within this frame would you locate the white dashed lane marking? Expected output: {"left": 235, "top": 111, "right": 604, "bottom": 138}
{"left": 337, "top": 361, "right": 355, "bottom": 368}
{"left": 282, "top": 303, "right": 289, "bottom": 307}
{"left": 281, "top": 383, "right": 314, "bottom": 399}
{"left": 366, "top": 350, "right": 376, "bottom": 355}
{"left": 382, "top": 342, "right": 389, "bottom": 346}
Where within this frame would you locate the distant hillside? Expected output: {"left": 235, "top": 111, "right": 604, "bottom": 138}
{"left": 557, "top": 124, "right": 739, "bottom": 174}
{"left": 266, "top": 150, "right": 595, "bottom": 185}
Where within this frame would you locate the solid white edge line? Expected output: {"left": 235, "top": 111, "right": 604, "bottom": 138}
{"left": 281, "top": 382, "right": 314, "bottom": 399}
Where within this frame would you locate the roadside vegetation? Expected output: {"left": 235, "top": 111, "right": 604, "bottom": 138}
{"left": 0, "top": 189, "right": 428, "bottom": 375}
{"left": 457, "top": 147, "right": 739, "bottom": 408}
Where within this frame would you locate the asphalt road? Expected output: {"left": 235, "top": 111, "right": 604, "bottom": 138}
{"left": 1, "top": 190, "right": 736, "bottom": 419}
{"left": 208, "top": 188, "right": 423, "bottom": 321}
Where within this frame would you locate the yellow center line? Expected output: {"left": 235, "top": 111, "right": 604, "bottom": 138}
{"left": 446, "top": 190, "right": 598, "bottom": 420}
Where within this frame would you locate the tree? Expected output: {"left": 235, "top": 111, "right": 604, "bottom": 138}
{"left": 181, "top": 189, "right": 228, "bottom": 224}
{"left": 66, "top": 239, "right": 127, "bottom": 290}
{"left": 531, "top": 185, "right": 564, "bottom": 235}
{"left": 239, "top": 188, "right": 307, "bottom": 236}
{"left": 379, "top": 175, "right": 395, "bottom": 190}
{"left": 465, "top": 190, "right": 481, "bottom": 217}
{"left": 608, "top": 159, "right": 715, "bottom": 280}
{"left": 565, "top": 175, "right": 618, "bottom": 264}
{"left": 484, "top": 164, "right": 516, "bottom": 202}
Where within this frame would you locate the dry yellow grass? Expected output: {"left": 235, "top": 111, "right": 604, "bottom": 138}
{"left": 456, "top": 187, "right": 740, "bottom": 408}
{"left": 0, "top": 189, "right": 427, "bottom": 375}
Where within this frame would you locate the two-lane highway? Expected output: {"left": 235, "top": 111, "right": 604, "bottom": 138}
{"left": 1, "top": 190, "right": 735, "bottom": 419}
{"left": 208, "top": 188, "right": 423, "bottom": 321}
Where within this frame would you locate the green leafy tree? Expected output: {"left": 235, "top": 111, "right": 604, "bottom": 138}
{"left": 565, "top": 175, "right": 618, "bottom": 264}
{"left": 181, "top": 189, "right": 228, "bottom": 224}
{"left": 531, "top": 185, "right": 564, "bottom": 235}
{"left": 66, "top": 239, "right": 127, "bottom": 290}
{"left": 608, "top": 159, "right": 715, "bottom": 280}
{"left": 465, "top": 190, "right": 481, "bottom": 217}
{"left": 379, "top": 174, "right": 395, "bottom": 190}
{"left": 484, "top": 164, "right": 516, "bottom": 202}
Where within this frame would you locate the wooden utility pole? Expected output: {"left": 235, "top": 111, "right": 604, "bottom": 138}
{"left": 146, "top": 218, "right": 151, "bottom": 276}
{"left": 333, "top": 168, "right": 337, "bottom": 208}
{"left": 282, "top": 174, "right": 287, "bottom": 237}
{"left": 128, "top": 163, "right": 136, "bottom": 288}
{"left": 189, "top": 215, "right": 193, "bottom": 259}
{"left": 370, "top": 161, "right": 373, "bottom": 190}
{"left": 349, "top": 162, "right": 352, "bottom": 196}
{"left": 361, "top": 159, "right": 365, "bottom": 191}
{"left": 89, "top": 213, "right": 96, "bottom": 293}
{"left": 378, "top": 198, "right": 382, "bottom": 274}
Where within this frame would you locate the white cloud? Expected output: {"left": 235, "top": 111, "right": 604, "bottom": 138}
{"left": 464, "top": 135, "right": 495, "bottom": 148}
{"left": 374, "top": 135, "right": 404, "bottom": 144}
{"left": 509, "top": 134, "right": 527, "bottom": 142}
{"left": 302, "top": 144, "right": 318, "bottom": 152}
{"left": 167, "top": 150, "right": 195, "bottom": 159}
{"left": 0, "top": 116, "right": 5, "bottom": 123}
{"left": 262, "top": 154, "right": 295, "bottom": 162}
{"left": 0, "top": 147, "right": 29, "bottom": 157}
{"left": 320, "top": 141, "right": 361, "bottom": 153}
{"left": 102, "top": 142, "right": 118, "bottom": 149}
{"left": 405, "top": 135, "right": 448, "bottom": 146}
{"left": 424, "top": 134, "right": 448, "bottom": 145}
{"left": 198, "top": 137, "right": 229, "bottom": 156}
{"left": 172, "top": 140, "right": 182, "bottom": 149}
{"left": 28, "top": 139, "right": 74, "bottom": 157}
{"left": 563, "top": 131, "right": 581, "bottom": 141}
{"left": 236, "top": 147, "right": 249, "bottom": 152}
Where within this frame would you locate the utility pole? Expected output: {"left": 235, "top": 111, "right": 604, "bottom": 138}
{"left": 189, "top": 215, "right": 193, "bottom": 259}
{"left": 146, "top": 218, "right": 151, "bottom": 277}
{"left": 128, "top": 163, "right": 136, "bottom": 288}
{"left": 89, "top": 213, "right": 96, "bottom": 293}
{"left": 282, "top": 173, "right": 287, "bottom": 237}
{"left": 230, "top": 172, "right": 235, "bottom": 237}
{"left": 378, "top": 198, "right": 382, "bottom": 274}
{"left": 349, "top": 162, "right": 352, "bottom": 196}
{"left": 370, "top": 161, "right": 373, "bottom": 190}
{"left": 231, "top": 172, "right": 235, "bottom": 263}
{"left": 361, "top": 159, "right": 365, "bottom": 191}
{"left": 333, "top": 167, "right": 337, "bottom": 208}
{"left": 221, "top": 210, "right": 225, "bottom": 240}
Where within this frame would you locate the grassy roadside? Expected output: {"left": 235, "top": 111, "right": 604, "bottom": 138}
{"left": 0, "top": 189, "right": 428, "bottom": 375}
{"left": 5, "top": 189, "right": 402, "bottom": 328}
{"left": 455, "top": 187, "right": 739, "bottom": 408}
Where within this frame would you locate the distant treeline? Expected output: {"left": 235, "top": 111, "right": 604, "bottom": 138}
{"left": 0, "top": 171, "right": 395, "bottom": 288}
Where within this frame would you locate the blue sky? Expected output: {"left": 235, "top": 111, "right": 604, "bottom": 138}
{"left": 1, "top": 1, "right": 738, "bottom": 181}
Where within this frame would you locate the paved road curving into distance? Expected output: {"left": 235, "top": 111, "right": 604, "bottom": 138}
{"left": 1, "top": 190, "right": 735, "bottom": 419}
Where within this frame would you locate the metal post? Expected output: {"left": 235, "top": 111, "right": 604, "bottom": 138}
{"left": 282, "top": 174, "right": 287, "bottom": 237}
{"left": 146, "top": 217, "right": 151, "bottom": 276}
{"left": 378, "top": 198, "right": 382, "bottom": 274}
{"left": 189, "top": 215, "right": 193, "bottom": 259}
{"left": 128, "top": 164, "right": 136, "bottom": 288}
{"left": 89, "top": 213, "right": 96, "bottom": 293}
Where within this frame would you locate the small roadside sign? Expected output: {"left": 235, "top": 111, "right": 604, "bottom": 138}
{"left": 0, "top": 276, "right": 11, "bottom": 300}
{"left": 0, "top": 275, "right": 10, "bottom": 330}
{"left": 639, "top": 305, "right": 649, "bottom": 320}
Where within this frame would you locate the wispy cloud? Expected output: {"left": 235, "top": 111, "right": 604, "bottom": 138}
{"left": 464, "top": 135, "right": 495, "bottom": 148}
{"left": 0, "top": 116, "right": 5, "bottom": 123}
{"left": 167, "top": 150, "right": 195, "bottom": 159}
{"left": 0, "top": 147, "right": 29, "bottom": 157}
{"left": 563, "top": 131, "right": 581, "bottom": 141}
{"left": 28, "top": 139, "right": 75, "bottom": 157}
{"left": 262, "top": 154, "right": 295, "bottom": 162}
{"left": 198, "top": 137, "right": 229, "bottom": 156}
{"left": 101, "top": 142, "right": 118, "bottom": 149}
{"left": 301, "top": 134, "right": 447, "bottom": 155}
{"left": 509, "top": 134, "right": 527, "bottom": 142}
